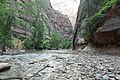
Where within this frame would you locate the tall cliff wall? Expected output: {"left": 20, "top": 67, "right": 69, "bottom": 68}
{"left": 50, "top": 0, "right": 80, "bottom": 28}
{"left": 74, "top": 0, "right": 120, "bottom": 52}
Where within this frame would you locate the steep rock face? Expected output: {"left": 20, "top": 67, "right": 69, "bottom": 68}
{"left": 46, "top": 10, "right": 73, "bottom": 38}
{"left": 75, "top": 0, "right": 120, "bottom": 48}
{"left": 73, "top": 0, "right": 104, "bottom": 49}
{"left": 50, "top": 0, "right": 80, "bottom": 27}
{"left": 13, "top": 0, "right": 73, "bottom": 39}
{"left": 45, "top": 0, "right": 73, "bottom": 38}
{"left": 92, "top": 3, "right": 120, "bottom": 44}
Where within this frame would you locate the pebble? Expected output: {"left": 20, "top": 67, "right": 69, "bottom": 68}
{"left": 108, "top": 67, "right": 115, "bottom": 72}
{"left": 95, "top": 74, "right": 102, "bottom": 79}
{"left": 51, "top": 66, "right": 54, "bottom": 68}
{"left": 109, "top": 78, "right": 115, "bottom": 80}
{"left": 102, "top": 75, "right": 109, "bottom": 80}
{"left": 0, "top": 51, "right": 120, "bottom": 80}
{"left": 108, "top": 74, "right": 115, "bottom": 78}
{"left": 77, "top": 63, "right": 83, "bottom": 66}
{"left": 97, "top": 66, "right": 104, "bottom": 70}
{"left": 117, "top": 71, "right": 120, "bottom": 75}
{"left": 26, "top": 74, "right": 33, "bottom": 77}
{"left": 115, "top": 75, "right": 120, "bottom": 80}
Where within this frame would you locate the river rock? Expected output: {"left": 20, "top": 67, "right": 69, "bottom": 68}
{"left": 108, "top": 67, "right": 115, "bottom": 72}
{"left": 95, "top": 74, "right": 102, "bottom": 79}
{"left": 0, "top": 63, "right": 11, "bottom": 72}
{"left": 115, "top": 75, "right": 120, "bottom": 80}
{"left": 109, "top": 78, "right": 115, "bottom": 80}
{"left": 108, "top": 74, "right": 115, "bottom": 78}
{"left": 102, "top": 75, "right": 110, "bottom": 80}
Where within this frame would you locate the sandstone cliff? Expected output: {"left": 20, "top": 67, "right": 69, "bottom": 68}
{"left": 74, "top": 0, "right": 120, "bottom": 53}
{"left": 13, "top": 0, "right": 73, "bottom": 39}
{"left": 50, "top": 0, "right": 80, "bottom": 27}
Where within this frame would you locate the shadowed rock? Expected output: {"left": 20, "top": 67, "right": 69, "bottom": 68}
{"left": 97, "top": 18, "right": 120, "bottom": 32}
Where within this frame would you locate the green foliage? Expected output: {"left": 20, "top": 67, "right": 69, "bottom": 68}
{"left": 82, "top": 0, "right": 117, "bottom": 40}
{"left": 49, "top": 31, "right": 62, "bottom": 49}
{"left": 15, "top": 0, "right": 72, "bottom": 50}
{"left": 7, "top": 0, "right": 50, "bottom": 49}
{"left": 24, "top": 37, "right": 34, "bottom": 49}
{"left": 24, "top": 19, "right": 46, "bottom": 49}
{"left": 24, "top": 30, "right": 72, "bottom": 50}
{"left": 60, "top": 38, "right": 72, "bottom": 49}
{"left": 0, "top": 0, "right": 14, "bottom": 48}
{"left": 49, "top": 31, "right": 71, "bottom": 49}
{"left": 0, "top": 0, "right": 72, "bottom": 50}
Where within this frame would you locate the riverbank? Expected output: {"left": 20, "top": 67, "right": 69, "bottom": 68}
{"left": 0, "top": 50, "right": 120, "bottom": 80}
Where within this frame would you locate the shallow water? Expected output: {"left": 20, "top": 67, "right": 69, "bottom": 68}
{"left": 0, "top": 50, "right": 77, "bottom": 80}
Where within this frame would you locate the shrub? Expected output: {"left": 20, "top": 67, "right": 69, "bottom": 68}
{"left": 49, "top": 31, "right": 72, "bottom": 49}
{"left": 49, "top": 31, "right": 62, "bottom": 49}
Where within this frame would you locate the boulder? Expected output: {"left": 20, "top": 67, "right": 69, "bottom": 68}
{"left": 0, "top": 63, "right": 11, "bottom": 72}
{"left": 75, "top": 38, "right": 86, "bottom": 50}
{"left": 92, "top": 19, "right": 120, "bottom": 44}
{"left": 97, "top": 18, "right": 120, "bottom": 32}
{"left": 92, "top": 2, "right": 120, "bottom": 44}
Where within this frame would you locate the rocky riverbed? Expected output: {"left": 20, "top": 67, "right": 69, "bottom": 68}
{"left": 0, "top": 50, "right": 120, "bottom": 80}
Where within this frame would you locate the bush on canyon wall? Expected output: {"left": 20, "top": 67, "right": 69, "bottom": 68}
{"left": 82, "top": 0, "right": 117, "bottom": 41}
{"left": 49, "top": 31, "right": 71, "bottom": 49}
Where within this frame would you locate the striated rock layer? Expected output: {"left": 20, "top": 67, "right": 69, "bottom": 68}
{"left": 13, "top": 0, "right": 73, "bottom": 39}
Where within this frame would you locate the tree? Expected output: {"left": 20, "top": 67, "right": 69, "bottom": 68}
{"left": 0, "top": 0, "right": 14, "bottom": 51}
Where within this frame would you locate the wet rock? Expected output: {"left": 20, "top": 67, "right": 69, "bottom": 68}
{"left": 46, "top": 64, "right": 50, "bottom": 67}
{"left": 97, "top": 66, "right": 104, "bottom": 70}
{"left": 77, "top": 63, "right": 83, "bottom": 66}
{"left": 117, "top": 71, "right": 120, "bottom": 75}
{"left": 109, "top": 78, "right": 116, "bottom": 80}
{"left": 95, "top": 74, "right": 102, "bottom": 80}
{"left": 51, "top": 66, "right": 54, "bottom": 68}
{"left": 61, "top": 69, "right": 66, "bottom": 74}
{"left": 81, "top": 72, "right": 86, "bottom": 75}
{"left": 102, "top": 75, "right": 109, "bottom": 80}
{"left": 115, "top": 75, "right": 120, "bottom": 80}
{"left": 26, "top": 74, "right": 33, "bottom": 77}
{"left": 66, "top": 62, "right": 74, "bottom": 65}
{"left": 79, "top": 77, "right": 82, "bottom": 80}
{"left": 86, "top": 66, "right": 92, "bottom": 70}
{"left": 108, "top": 74, "right": 115, "bottom": 78}
{"left": 108, "top": 67, "right": 115, "bottom": 72}
{"left": 0, "top": 63, "right": 11, "bottom": 72}
{"left": 0, "top": 50, "right": 120, "bottom": 80}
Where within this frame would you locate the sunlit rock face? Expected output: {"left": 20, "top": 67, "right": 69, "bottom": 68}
{"left": 50, "top": 0, "right": 80, "bottom": 28}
